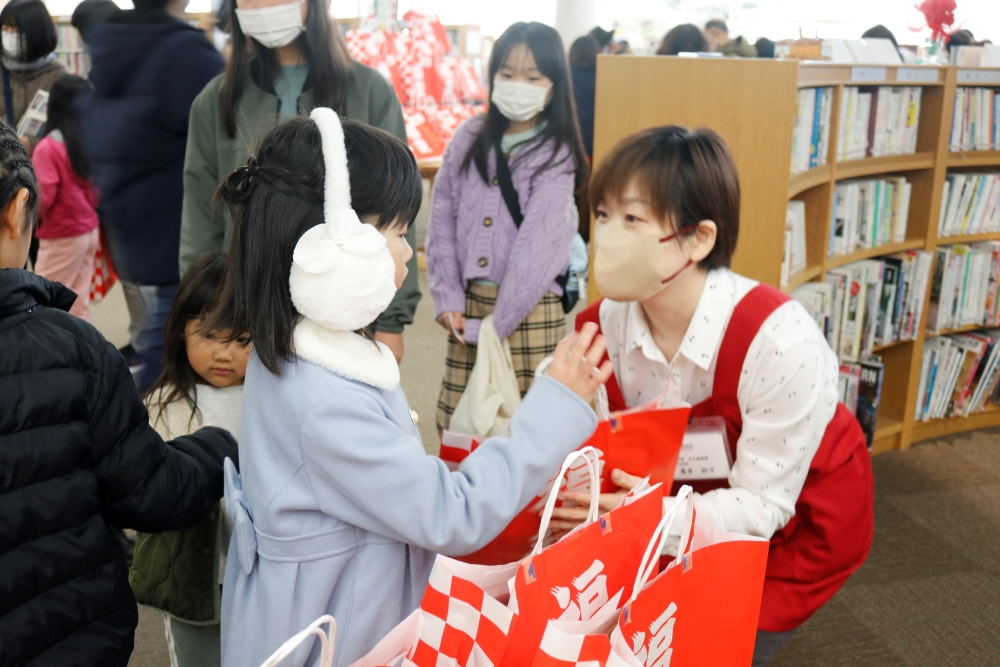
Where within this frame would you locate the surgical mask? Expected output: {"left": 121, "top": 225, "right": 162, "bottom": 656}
{"left": 593, "top": 222, "right": 694, "bottom": 301}
{"left": 235, "top": 0, "right": 305, "bottom": 49}
{"left": 2, "top": 31, "right": 21, "bottom": 60}
{"left": 491, "top": 79, "right": 551, "bottom": 122}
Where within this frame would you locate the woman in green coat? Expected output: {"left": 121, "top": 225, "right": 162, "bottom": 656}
{"left": 180, "top": 0, "right": 419, "bottom": 360}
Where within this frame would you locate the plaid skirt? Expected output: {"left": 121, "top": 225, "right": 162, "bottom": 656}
{"left": 436, "top": 283, "right": 566, "bottom": 433}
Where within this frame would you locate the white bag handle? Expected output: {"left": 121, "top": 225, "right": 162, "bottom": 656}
{"left": 258, "top": 615, "right": 337, "bottom": 667}
{"left": 628, "top": 485, "right": 693, "bottom": 602}
{"left": 533, "top": 446, "right": 602, "bottom": 556}
{"left": 595, "top": 384, "right": 611, "bottom": 422}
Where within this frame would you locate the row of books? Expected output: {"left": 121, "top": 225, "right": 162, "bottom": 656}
{"left": 792, "top": 252, "right": 933, "bottom": 362}
{"left": 781, "top": 201, "right": 808, "bottom": 286}
{"left": 839, "top": 355, "right": 884, "bottom": 450}
{"left": 927, "top": 243, "right": 1000, "bottom": 333}
{"left": 949, "top": 87, "right": 999, "bottom": 152}
{"left": 54, "top": 52, "right": 88, "bottom": 77}
{"left": 791, "top": 87, "right": 833, "bottom": 175}
{"left": 836, "top": 86, "right": 923, "bottom": 162}
{"left": 938, "top": 172, "right": 1000, "bottom": 237}
{"left": 915, "top": 331, "right": 1000, "bottom": 421}
{"left": 55, "top": 24, "right": 82, "bottom": 53}
{"left": 828, "top": 177, "right": 912, "bottom": 257}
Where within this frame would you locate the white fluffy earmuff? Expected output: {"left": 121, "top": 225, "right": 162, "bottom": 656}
{"left": 288, "top": 108, "right": 398, "bottom": 332}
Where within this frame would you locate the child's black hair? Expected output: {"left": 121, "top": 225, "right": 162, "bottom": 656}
{"left": 460, "top": 22, "right": 589, "bottom": 191}
{"left": 144, "top": 252, "right": 230, "bottom": 428}
{"left": 209, "top": 115, "right": 422, "bottom": 375}
{"left": 0, "top": 0, "right": 57, "bottom": 63}
{"left": 45, "top": 75, "right": 93, "bottom": 180}
{"left": 0, "top": 118, "right": 38, "bottom": 233}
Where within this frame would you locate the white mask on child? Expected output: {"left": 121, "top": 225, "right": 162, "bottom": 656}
{"left": 491, "top": 79, "right": 551, "bottom": 122}
{"left": 235, "top": 0, "right": 306, "bottom": 49}
{"left": 2, "top": 31, "right": 21, "bottom": 60}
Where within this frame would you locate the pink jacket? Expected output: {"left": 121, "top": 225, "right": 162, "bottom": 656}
{"left": 33, "top": 135, "right": 100, "bottom": 239}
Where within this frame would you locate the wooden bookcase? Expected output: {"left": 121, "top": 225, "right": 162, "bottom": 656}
{"left": 590, "top": 55, "right": 1000, "bottom": 453}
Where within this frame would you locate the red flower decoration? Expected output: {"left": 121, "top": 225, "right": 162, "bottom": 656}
{"left": 915, "top": 0, "right": 957, "bottom": 41}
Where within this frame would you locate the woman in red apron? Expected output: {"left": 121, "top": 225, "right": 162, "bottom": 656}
{"left": 552, "top": 126, "right": 874, "bottom": 665}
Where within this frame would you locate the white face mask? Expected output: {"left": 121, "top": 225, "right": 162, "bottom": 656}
{"left": 491, "top": 79, "right": 551, "bottom": 122}
{"left": 2, "top": 31, "right": 21, "bottom": 60}
{"left": 235, "top": 0, "right": 306, "bottom": 50}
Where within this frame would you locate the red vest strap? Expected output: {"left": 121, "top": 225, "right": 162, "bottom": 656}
{"left": 575, "top": 299, "right": 627, "bottom": 413}
{"left": 712, "top": 284, "right": 792, "bottom": 423}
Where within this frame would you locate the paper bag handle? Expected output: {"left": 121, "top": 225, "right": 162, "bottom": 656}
{"left": 628, "top": 486, "right": 693, "bottom": 601}
{"left": 534, "top": 446, "right": 601, "bottom": 556}
{"left": 258, "top": 615, "right": 336, "bottom": 667}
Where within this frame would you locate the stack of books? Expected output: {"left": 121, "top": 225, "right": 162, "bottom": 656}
{"left": 836, "top": 86, "right": 923, "bottom": 162}
{"left": 949, "top": 87, "right": 999, "bottom": 152}
{"left": 792, "top": 252, "right": 933, "bottom": 363}
{"left": 915, "top": 331, "right": 1000, "bottom": 420}
{"left": 828, "top": 177, "right": 913, "bottom": 256}
{"left": 838, "top": 355, "right": 884, "bottom": 449}
{"left": 937, "top": 172, "right": 1000, "bottom": 236}
{"left": 781, "top": 201, "right": 808, "bottom": 286}
{"left": 791, "top": 87, "right": 833, "bottom": 174}
{"left": 927, "top": 243, "right": 1000, "bottom": 333}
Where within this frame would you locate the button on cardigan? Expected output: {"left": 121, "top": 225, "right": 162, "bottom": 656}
{"left": 426, "top": 115, "right": 578, "bottom": 344}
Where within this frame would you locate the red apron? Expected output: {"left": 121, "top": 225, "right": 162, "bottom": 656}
{"left": 576, "top": 285, "right": 874, "bottom": 632}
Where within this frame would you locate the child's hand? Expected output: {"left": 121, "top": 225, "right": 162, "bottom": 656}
{"left": 547, "top": 323, "right": 614, "bottom": 404}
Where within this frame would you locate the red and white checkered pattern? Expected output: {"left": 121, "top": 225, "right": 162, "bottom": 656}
{"left": 89, "top": 234, "right": 117, "bottom": 303}
{"left": 406, "top": 562, "right": 515, "bottom": 667}
{"left": 533, "top": 623, "right": 612, "bottom": 667}
{"left": 439, "top": 430, "right": 482, "bottom": 471}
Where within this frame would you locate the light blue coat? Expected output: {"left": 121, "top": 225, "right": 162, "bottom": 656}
{"left": 220, "top": 352, "right": 596, "bottom": 667}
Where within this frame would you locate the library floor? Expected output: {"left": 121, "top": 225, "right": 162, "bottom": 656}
{"left": 91, "top": 274, "right": 1000, "bottom": 667}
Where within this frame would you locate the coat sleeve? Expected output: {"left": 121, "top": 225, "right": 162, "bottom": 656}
{"left": 425, "top": 127, "right": 468, "bottom": 318}
{"left": 299, "top": 376, "right": 597, "bottom": 555}
{"left": 179, "top": 84, "right": 225, "bottom": 277}
{"left": 368, "top": 75, "right": 422, "bottom": 334}
{"left": 88, "top": 341, "right": 238, "bottom": 532}
{"left": 32, "top": 139, "right": 59, "bottom": 223}
{"left": 480, "top": 147, "right": 576, "bottom": 341}
{"left": 160, "top": 32, "right": 224, "bottom": 135}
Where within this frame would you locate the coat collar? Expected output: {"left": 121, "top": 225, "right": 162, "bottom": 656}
{"left": 293, "top": 317, "right": 400, "bottom": 391}
{"left": 0, "top": 269, "right": 76, "bottom": 319}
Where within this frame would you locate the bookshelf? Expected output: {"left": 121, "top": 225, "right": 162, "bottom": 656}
{"left": 590, "top": 56, "right": 1000, "bottom": 454}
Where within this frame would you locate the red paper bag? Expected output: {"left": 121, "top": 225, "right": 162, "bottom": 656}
{"left": 530, "top": 597, "right": 621, "bottom": 667}
{"left": 89, "top": 231, "right": 117, "bottom": 304}
{"left": 348, "top": 556, "right": 517, "bottom": 667}
{"left": 439, "top": 392, "right": 689, "bottom": 566}
{"left": 498, "top": 449, "right": 664, "bottom": 667}
{"left": 614, "top": 488, "right": 769, "bottom": 667}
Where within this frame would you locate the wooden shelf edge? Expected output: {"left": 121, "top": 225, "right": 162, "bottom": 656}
{"left": 788, "top": 165, "right": 831, "bottom": 198}
{"left": 833, "top": 152, "right": 935, "bottom": 180}
{"left": 874, "top": 416, "right": 903, "bottom": 440}
{"left": 826, "top": 239, "right": 926, "bottom": 270}
{"left": 936, "top": 231, "right": 1000, "bottom": 244}
{"left": 946, "top": 151, "right": 1000, "bottom": 168}
{"left": 872, "top": 338, "right": 913, "bottom": 353}
{"left": 929, "top": 323, "right": 1000, "bottom": 337}
{"left": 783, "top": 265, "right": 824, "bottom": 292}
{"left": 911, "top": 406, "right": 1000, "bottom": 443}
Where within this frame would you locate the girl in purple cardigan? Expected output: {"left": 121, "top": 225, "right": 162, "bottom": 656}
{"left": 427, "top": 21, "right": 588, "bottom": 433}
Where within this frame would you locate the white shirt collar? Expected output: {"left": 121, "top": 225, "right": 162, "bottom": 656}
{"left": 625, "top": 269, "right": 737, "bottom": 372}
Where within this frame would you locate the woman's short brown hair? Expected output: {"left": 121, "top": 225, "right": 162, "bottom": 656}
{"left": 589, "top": 125, "right": 740, "bottom": 270}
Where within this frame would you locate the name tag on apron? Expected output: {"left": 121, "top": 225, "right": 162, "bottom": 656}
{"left": 674, "top": 416, "right": 732, "bottom": 481}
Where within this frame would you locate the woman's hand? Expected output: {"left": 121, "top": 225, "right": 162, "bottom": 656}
{"left": 547, "top": 322, "right": 614, "bottom": 404}
{"left": 546, "top": 469, "right": 645, "bottom": 532}
{"left": 436, "top": 311, "right": 467, "bottom": 344}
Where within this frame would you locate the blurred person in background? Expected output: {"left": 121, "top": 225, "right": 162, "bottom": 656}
{"left": 71, "top": 0, "right": 121, "bottom": 44}
{"left": 588, "top": 26, "right": 613, "bottom": 53}
{"left": 704, "top": 18, "right": 757, "bottom": 57}
{"left": 0, "top": 0, "right": 65, "bottom": 156}
{"left": 81, "top": 0, "right": 225, "bottom": 392}
{"left": 179, "top": 0, "right": 418, "bottom": 364}
{"left": 754, "top": 37, "right": 775, "bottom": 58}
{"left": 568, "top": 35, "right": 598, "bottom": 159}
{"left": 862, "top": 24, "right": 904, "bottom": 61}
{"left": 657, "top": 23, "right": 709, "bottom": 56}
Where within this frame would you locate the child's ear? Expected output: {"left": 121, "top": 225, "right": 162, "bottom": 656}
{"left": 2, "top": 188, "right": 28, "bottom": 241}
{"left": 688, "top": 220, "right": 718, "bottom": 264}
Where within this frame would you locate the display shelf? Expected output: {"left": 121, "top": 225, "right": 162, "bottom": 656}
{"left": 946, "top": 150, "right": 1000, "bottom": 167}
{"left": 784, "top": 265, "right": 823, "bottom": 292}
{"left": 825, "top": 239, "right": 926, "bottom": 270}
{"left": 874, "top": 415, "right": 903, "bottom": 439}
{"left": 789, "top": 165, "right": 831, "bottom": 198}
{"left": 872, "top": 338, "right": 913, "bottom": 354}
{"left": 833, "top": 152, "right": 935, "bottom": 180}
{"left": 794, "top": 63, "right": 946, "bottom": 88}
{"left": 911, "top": 405, "right": 1000, "bottom": 441}
{"left": 930, "top": 323, "right": 999, "bottom": 336}
{"left": 936, "top": 231, "right": 1000, "bottom": 244}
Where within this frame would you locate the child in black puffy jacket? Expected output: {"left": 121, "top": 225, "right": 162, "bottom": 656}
{"left": 0, "top": 118, "right": 238, "bottom": 667}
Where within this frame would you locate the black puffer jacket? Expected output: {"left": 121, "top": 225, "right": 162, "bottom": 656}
{"left": 0, "top": 270, "right": 238, "bottom": 666}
